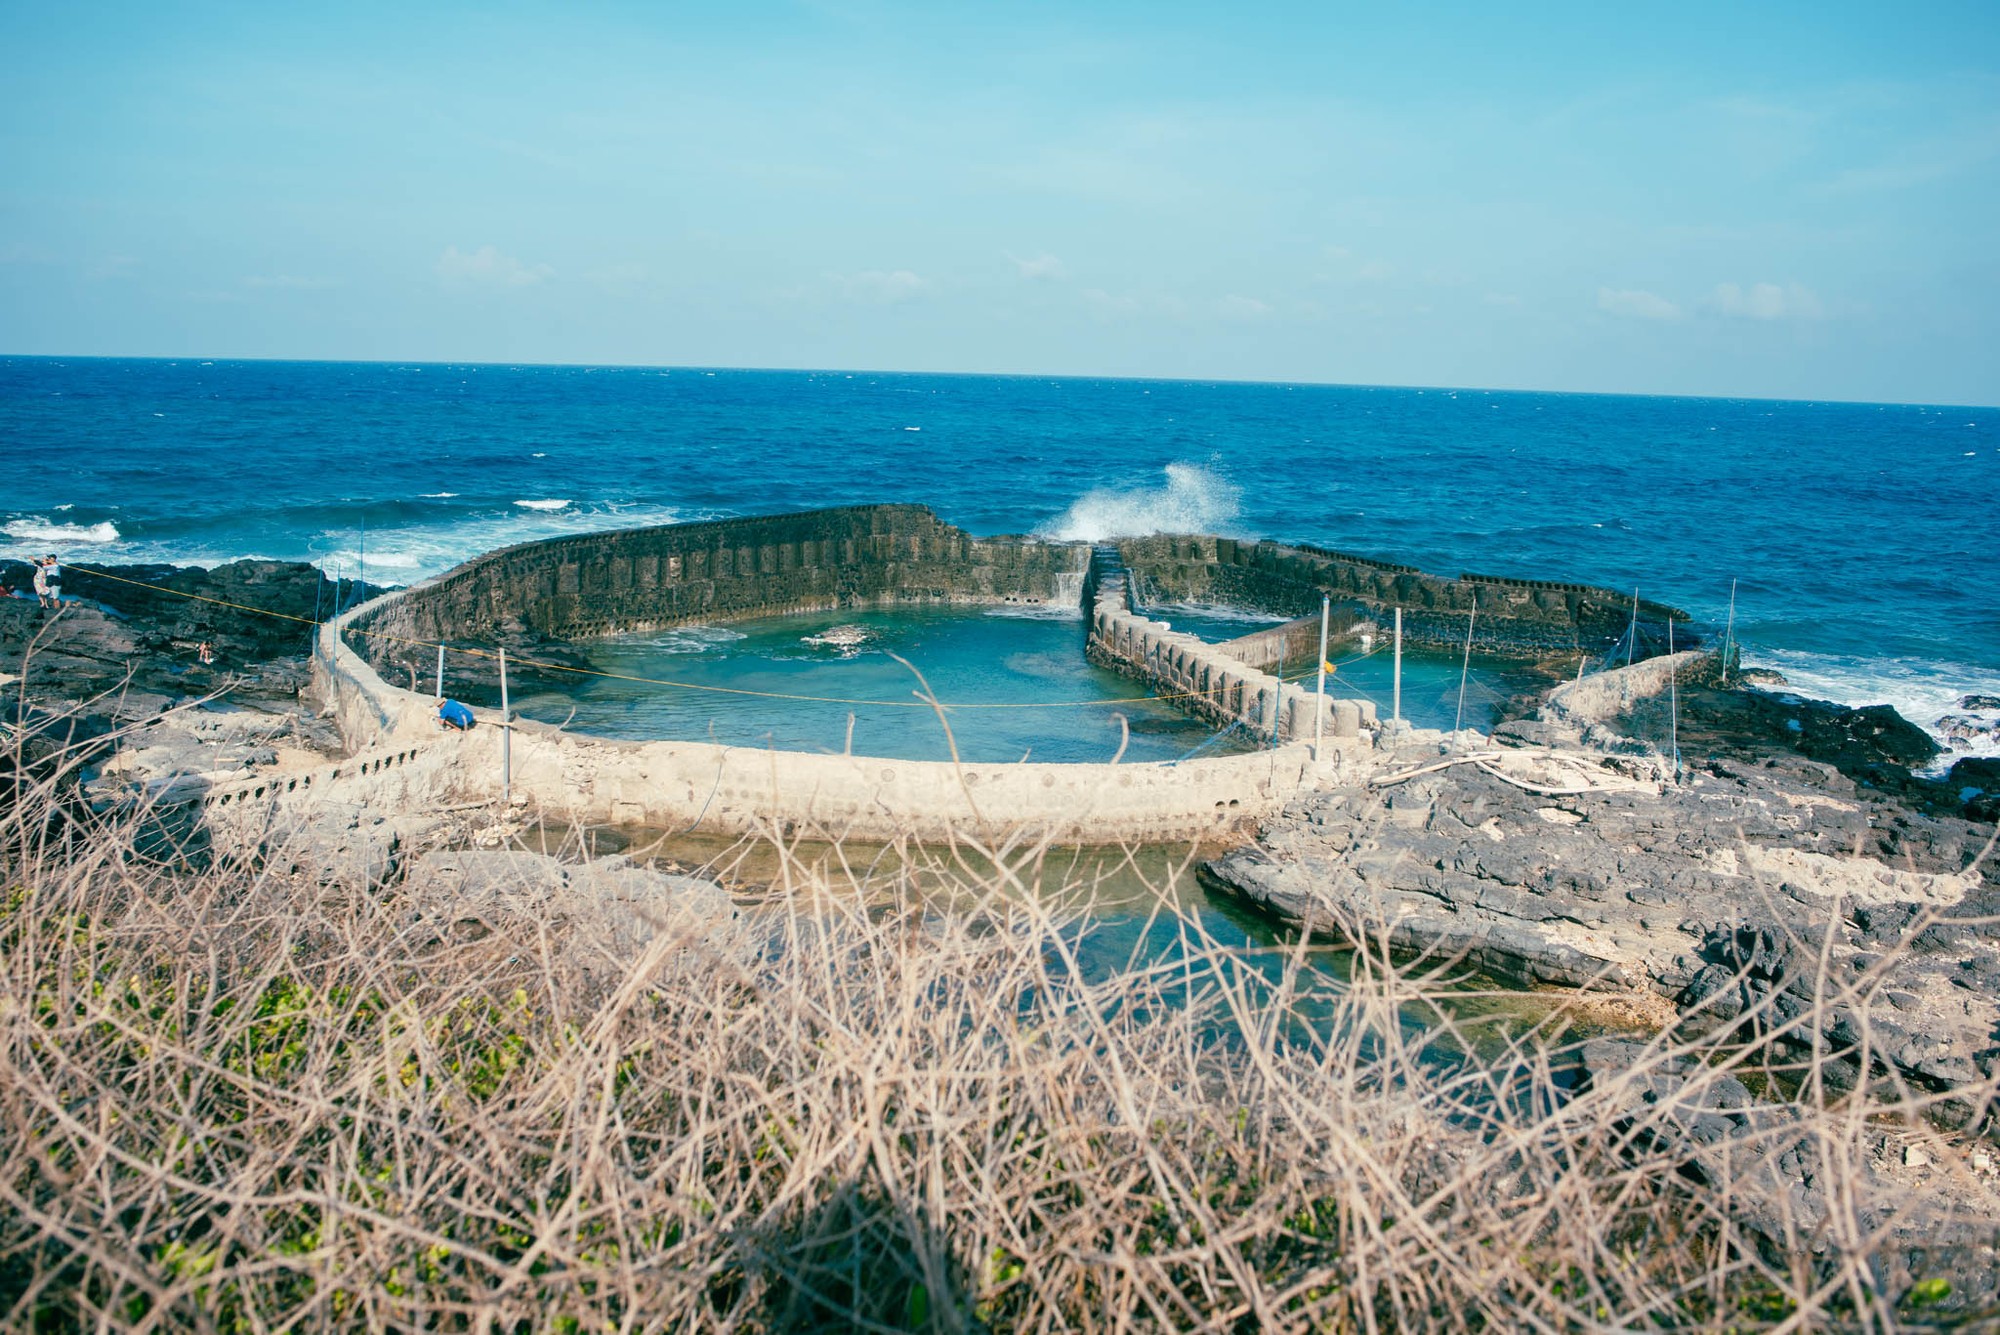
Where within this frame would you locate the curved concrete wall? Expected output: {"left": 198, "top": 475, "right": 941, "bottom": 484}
{"left": 313, "top": 582, "right": 1328, "bottom": 844}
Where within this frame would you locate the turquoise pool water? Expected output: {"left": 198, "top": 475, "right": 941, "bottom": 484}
{"left": 514, "top": 603, "right": 1539, "bottom": 760}
{"left": 514, "top": 605, "right": 1258, "bottom": 763}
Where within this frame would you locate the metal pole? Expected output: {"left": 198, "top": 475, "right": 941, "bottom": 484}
{"left": 499, "top": 646, "right": 511, "bottom": 806}
{"left": 1721, "top": 578, "right": 1738, "bottom": 684}
{"left": 1452, "top": 594, "right": 1476, "bottom": 748}
{"left": 1392, "top": 607, "right": 1402, "bottom": 729}
{"left": 1313, "top": 595, "right": 1329, "bottom": 757}
{"left": 1668, "top": 616, "right": 1680, "bottom": 781}
{"left": 434, "top": 643, "right": 445, "bottom": 698}
{"left": 1625, "top": 587, "right": 1640, "bottom": 667}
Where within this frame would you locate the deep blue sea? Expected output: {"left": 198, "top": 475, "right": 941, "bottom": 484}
{"left": 4, "top": 357, "right": 1996, "bottom": 757}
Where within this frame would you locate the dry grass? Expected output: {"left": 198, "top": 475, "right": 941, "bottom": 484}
{"left": 3, "top": 713, "right": 1997, "bottom": 1333}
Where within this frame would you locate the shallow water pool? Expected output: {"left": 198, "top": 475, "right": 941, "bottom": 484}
{"left": 513, "top": 605, "right": 1260, "bottom": 763}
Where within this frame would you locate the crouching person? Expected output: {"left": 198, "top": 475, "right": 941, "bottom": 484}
{"left": 436, "top": 697, "right": 476, "bottom": 731}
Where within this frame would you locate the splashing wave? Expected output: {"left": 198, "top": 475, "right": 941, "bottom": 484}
{"left": 1036, "top": 463, "right": 1242, "bottom": 542}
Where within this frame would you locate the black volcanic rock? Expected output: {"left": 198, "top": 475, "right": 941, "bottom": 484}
{"left": 1614, "top": 681, "right": 1984, "bottom": 818}
{"left": 1, "top": 559, "right": 385, "bottom": 710}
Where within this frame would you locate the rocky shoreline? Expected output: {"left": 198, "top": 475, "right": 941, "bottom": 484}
{"left": 9, "top": 558, "right": 1999, "bottom": 1099}
{"left": 6, "top": 556, "right": 1999, "bottom": 1302}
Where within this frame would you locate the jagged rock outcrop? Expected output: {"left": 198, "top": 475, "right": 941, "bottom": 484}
{"left": 2, "top": 558, "right": 383, "bottom": 714}
{"left": 1201, "top": 744, "right": 2000, "bottom": 1099}
{"left": 1576, "top": 1039, "right": 2000, "bottom": 1308}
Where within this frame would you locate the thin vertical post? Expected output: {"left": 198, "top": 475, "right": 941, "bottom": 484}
{"left": 1313, "top": 595, "right": 1330, "bottom": 757}
{"left": 1452, "top": 593, "right": 1477, "bottom": 748}
{"left": 1721, "top": 578, "right": 1738, "bottom": 684}
{"left": 322, "top": 561, "right": 339, "bottom": 673}
{"left": 434, "top": 644, "right": 445, "bottom": 699}
{"left": 1668, "top": 617, "right": 1681, "bottom": 781}
{"left": 1625, "top": 587, "right": 1640, "bottom": 667}
{"left": 1392, "top": 607, "right": 1403, "bottom": 729}
{"left": 499, "top": 647, "right": 511, "bottom": 806}
{"left": 311, "top": 561, "right": 324, "bottom": 663}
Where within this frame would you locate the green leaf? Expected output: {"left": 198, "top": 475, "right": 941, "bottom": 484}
{"left": 1906, "top": 1277, "right": 1952, "bottom": 1308}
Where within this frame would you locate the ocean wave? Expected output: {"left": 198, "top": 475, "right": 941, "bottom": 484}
{"left": 3, "top": 517, "right": 122, "bottom": 545}
{"left": 1037, "top": 462, "right": 1242, "bottom": 542}
{"left": 1745, "top": 648, "right": 2000, "bottom": 767}
{"left": 513, "top": 498, "right": 572, "bottom": 511}
{"left": 311, "top": 501, "right": 695, "bottom": 583}
{"left": 22, "top": 499, "right": 699, "bottom": 587}
{"left": 421, "top": 492, "right": 460, "bottom": 498}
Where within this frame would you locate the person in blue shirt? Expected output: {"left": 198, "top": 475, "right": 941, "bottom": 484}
{"left": 436, "top": 697, "right": 476, "bottom": 730}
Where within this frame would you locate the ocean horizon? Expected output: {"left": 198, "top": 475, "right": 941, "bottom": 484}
{"left": 6, "top": 354, "right": 1996, "bottom": 759}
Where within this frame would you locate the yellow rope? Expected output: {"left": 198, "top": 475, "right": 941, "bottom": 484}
{"left": 71, "top": 565, "right": 1380, "bottom": 711}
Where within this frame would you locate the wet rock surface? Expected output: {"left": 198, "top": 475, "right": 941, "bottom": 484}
{"left": 1202, "top": 743, "right": 2000, "bottom": 1098}
{"left": 2, "top": 557, "right": 384, "bottom": 713}
{"left": 1607, "top": 659, "right": 2000, "bottom": 822}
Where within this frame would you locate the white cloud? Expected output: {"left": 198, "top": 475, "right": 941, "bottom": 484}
{"left": 244, "top": 274, "right": 342, "bottom": 290}
{"left": 1080, "top": 287, "right": 1187, "bottom": 322}
{"left": 437, "top": 244, "right": 552, "bottom": 287}
{"left": 1596, "top": 286, "right": 1681, "bottom": 321}
{"left": 1007, "top": 251, "right": 1066, "bottom": 281}
{"left": 827, "top": 269, "right": 928, "bottom": 303}
{"left": 1216, "top": 294, "right": 1272, "bottom": 320}
{"left": 1709, "top": 281, "right": 1822, "bottom": 321}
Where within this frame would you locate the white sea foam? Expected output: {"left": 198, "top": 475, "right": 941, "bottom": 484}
{"left": 983, "top": 603, "right": 1085, "bottom": 621}
{"left": 631, "top": 625, "right": 747, "bottom": 654}
{"left": 314, "top": 501, "right": 692, "bottom": 585}
{"left": 42, "top": 502, "right": 693, "bottom": 589}
{"left": 513, "top": 498, "right": 572, "bottom": 511}
{"left": 1037, "top": 462, "right": 1243, "bottom": 542}
{"left": 3, "top": 517, "right": 122, "bottom": 545}
{"left": 420, "top": 492, "right": 459, "bottom": 498}
{"left": 1142, "top": 600, "right": 1288, "bottom": 626}
{"left": 1745, "top": 648, "right": 2000, "bottom": 768}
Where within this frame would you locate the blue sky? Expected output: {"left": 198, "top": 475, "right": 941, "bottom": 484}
{"left": 3, "top": 1, "right": 1996, "bottom": 403}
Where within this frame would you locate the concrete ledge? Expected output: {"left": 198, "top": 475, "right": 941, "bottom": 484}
{"left": 1086, "top": 569, "right": 1377, "bottom": 745}
{"left": 311, "top": 579, "right": 1325, "bottom": 842}
{"left": 1543, "top": 650, "right": 1709, "bottom": 727}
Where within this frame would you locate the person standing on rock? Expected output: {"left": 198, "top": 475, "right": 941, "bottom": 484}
{"left": 33, "top": 554, "right": 62, "bottom": 611}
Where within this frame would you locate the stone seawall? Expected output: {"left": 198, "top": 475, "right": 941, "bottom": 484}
{"left": 1086, "top": 565, "right": 1378, "bottom": 745}
{"left": 315, "top": 584, "right": 1327, "bottom": 843}
{"left": 354, "top": 505, "right": 1086, "bottom": 655}
{"left": 1118, "top": 535, "right": 1690, "bottom": 660}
